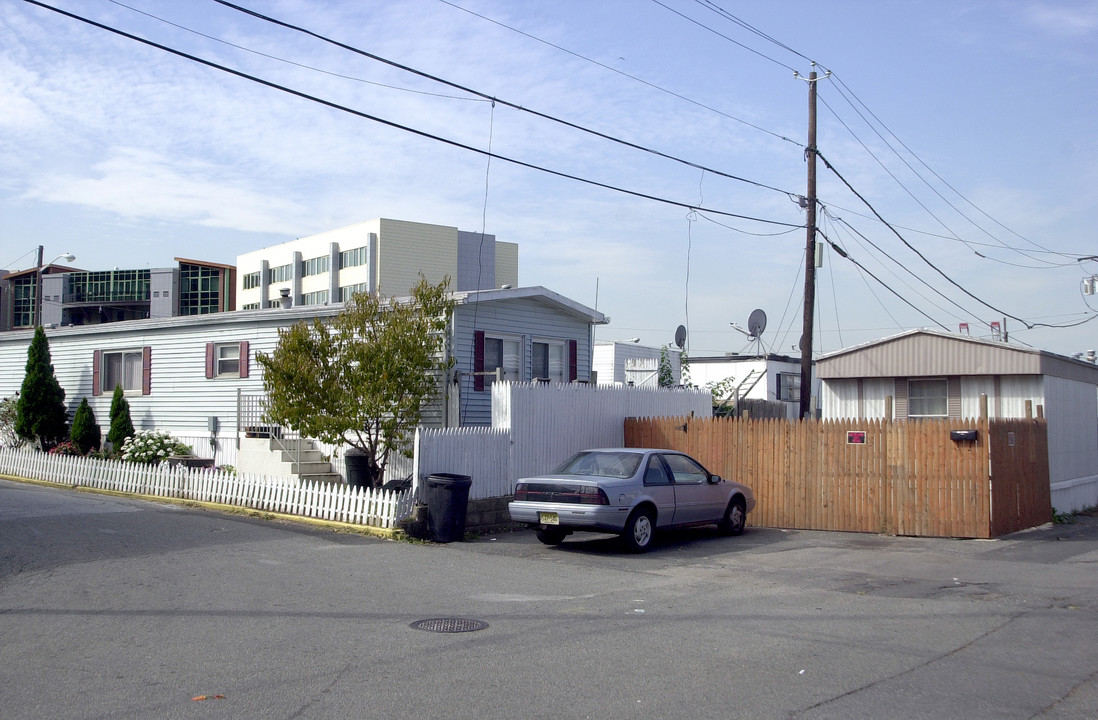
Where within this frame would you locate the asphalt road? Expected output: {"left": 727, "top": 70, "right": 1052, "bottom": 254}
{"left": 1, "top": 477, "right": 1096, "bottom": 720}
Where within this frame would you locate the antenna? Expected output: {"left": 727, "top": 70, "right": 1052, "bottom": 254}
{"left": 748, "top": 309, "right": 767, "bottom": 339}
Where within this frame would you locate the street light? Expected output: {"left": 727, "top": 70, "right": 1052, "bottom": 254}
{"left": 34, "top": 246, "right": 76, "bottom": 327}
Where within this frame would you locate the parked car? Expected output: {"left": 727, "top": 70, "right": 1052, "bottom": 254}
{"left": 508, "top": 448, "right": 755, "bottom": 552}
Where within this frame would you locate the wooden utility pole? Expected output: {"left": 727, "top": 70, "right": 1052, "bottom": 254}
{"left": 798, "top": 66, "right": 821, "bottom": 419}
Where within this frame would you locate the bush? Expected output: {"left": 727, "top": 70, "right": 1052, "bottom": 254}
{"left": 107, "top": 385, "right": 134, "bottom": 450}
{"left": 48, "top": 440, "right": 83, "bottom": 456}
{"left": 70, "top": 398, "right": 102, "bottom": 454}
{"left": 119, "top": 430, "right": 192, "bottom": 464}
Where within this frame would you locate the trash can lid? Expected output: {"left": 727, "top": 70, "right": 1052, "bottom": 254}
{"left": 427, "top": 473, "right": 472, "bottom": 487}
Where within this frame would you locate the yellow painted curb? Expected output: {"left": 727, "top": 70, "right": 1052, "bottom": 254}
{"left": 0, "top": 473, "right": 404, "bottom": 541}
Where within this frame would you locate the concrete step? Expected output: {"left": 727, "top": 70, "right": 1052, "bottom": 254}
{"left": 301, "top": 473, "right": 345, "bottom": 485}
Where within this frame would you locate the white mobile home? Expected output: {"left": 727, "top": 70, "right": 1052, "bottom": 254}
{"left": 0, "top": 286, "right": 605, "bottom": 465}
{"left": 817, "top": 329, "right": 1098, "bottom": 512}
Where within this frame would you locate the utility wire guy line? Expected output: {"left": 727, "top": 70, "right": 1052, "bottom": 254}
{"left": 211, "top": 0, "right": 795, "bottom": 197}
{"left": 21, "top": 0, "right": 800, "bottom": 229}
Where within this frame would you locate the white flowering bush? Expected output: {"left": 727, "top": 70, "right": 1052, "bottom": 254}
{"left": 119, "top": 430, "right": 192, "bottom": 464}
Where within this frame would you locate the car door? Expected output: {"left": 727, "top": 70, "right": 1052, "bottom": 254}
{"left": 662, "top": 453, "right": 722, "bottom": 525}
{"left": 641, "top": 454, "right": 677, "bottom": 527}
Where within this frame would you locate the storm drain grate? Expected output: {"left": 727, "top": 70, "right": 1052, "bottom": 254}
{"left": 409, "top": 618, "right": 488, "bottom": 633}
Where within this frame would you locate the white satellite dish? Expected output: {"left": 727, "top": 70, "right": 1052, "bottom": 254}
{"left": 747, "top": 309, "right": 767, "bottom": 339}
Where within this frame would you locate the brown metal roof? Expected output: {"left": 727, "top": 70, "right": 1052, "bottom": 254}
{"left": 816, "top": 329, "right": 1098, "bottom": 384}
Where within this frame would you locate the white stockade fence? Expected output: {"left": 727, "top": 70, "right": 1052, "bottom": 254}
{"left": 0, "top": 448, "right": 414, "bottom": 529}
{"left": 412, "top": 382, "right": 713, "bottom": 499}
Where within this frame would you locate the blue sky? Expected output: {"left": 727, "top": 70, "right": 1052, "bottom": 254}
{"left": 2, "top": 0, "right": 1096, "bottom": 357}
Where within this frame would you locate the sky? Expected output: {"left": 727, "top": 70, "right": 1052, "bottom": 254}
{"left": 2, "top": 0, "right": 1096, "bottom": 358}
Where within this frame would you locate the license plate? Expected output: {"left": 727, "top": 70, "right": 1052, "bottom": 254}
{"left": 539, "top": 512, "right": 559, "bottom": 525}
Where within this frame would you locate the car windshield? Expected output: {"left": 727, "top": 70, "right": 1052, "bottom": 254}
{"left": 553, "top": 451, "right": 643, "bottom": 479}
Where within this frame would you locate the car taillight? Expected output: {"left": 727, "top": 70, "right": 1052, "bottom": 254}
{"left": 514, "top": 484, "right": 528, "bottom": 501}
{"left": 579, "top": 486, "right": 609, "bottom": 505}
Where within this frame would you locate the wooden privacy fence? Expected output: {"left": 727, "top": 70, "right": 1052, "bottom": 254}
{"left": 0, "top": 448, "right": 413, "bottom": 529}
{"left": 625, "top": 416, "right": 1050, "bottom": 539}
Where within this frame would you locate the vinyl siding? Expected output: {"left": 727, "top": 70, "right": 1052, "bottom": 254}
{"left": 453, "top": 298, "right": 592, "bottom": 427}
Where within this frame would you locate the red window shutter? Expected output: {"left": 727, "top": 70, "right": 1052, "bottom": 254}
{"left": 239, "top": 341, "right": 250, "bottom": 379}
{"left": 568, "top": 340, "right": 578, "bottom": 382}
{"left": 92, "top": 350, "right": 101, "bottom": 396}
{"left": 141, "top": 346, "right": 152, "bottom": 395}
{"left": 474, "top": 330, "right": 485, "bottom": 391}
{"left": 205, "top": 343, "right": 216, "bottom": 379}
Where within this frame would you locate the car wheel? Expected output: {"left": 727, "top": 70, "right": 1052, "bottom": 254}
{"left": 719, "top": 498, "right": 746, "bottom": 536}
{"left": 622, "top": 507, "right": 655, "bottom": 553}
{"left": 535, "top": 527, "right": 568, "bottom": 545}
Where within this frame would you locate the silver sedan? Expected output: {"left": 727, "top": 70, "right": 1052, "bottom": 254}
{"left": 508, "top": 448, "right": 756, "bottom": 552}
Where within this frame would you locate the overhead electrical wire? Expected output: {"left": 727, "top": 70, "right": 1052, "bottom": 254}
{"left": 669, "top": 0, "right": 1089, "bottom": 270}
{"left": 819, "top": 89, "right": 1066, "bottom": 269}
{"left": 208, "top": 0, "right": 797, "bottom": 197}
{"left": 20, "top": 0, "right": 801, "bottom": 229}
{"left": 650, "top": 0, "right": 798, "bottom": 73}
{"left": 433, "top": 0, "right": 802, "bottom": 148}
{"left": 105, "top": 0, "right": 485, "bottom": 102}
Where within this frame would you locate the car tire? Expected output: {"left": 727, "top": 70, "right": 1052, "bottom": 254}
{"left": 622, "top": 507, "right": 656, "bottom": 553}
{"left": 535, "top": 527, "right": 568, "bottom": 545}
{"left": 719, "top": 498, "right": 747, "bottom": 536}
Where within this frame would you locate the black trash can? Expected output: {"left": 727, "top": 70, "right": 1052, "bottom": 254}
{"left": 426, "top": 473, "right": 473, "bottom": 543}
{"left": 344, "top": 448, "right": 371, "bottom": 489}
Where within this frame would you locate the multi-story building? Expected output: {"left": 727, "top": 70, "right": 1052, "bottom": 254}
{"left": 235, "top": 219, "right": 518, "bottom": 310}
{"left": 0, "top": 258, "right": 235, "bottom": 330}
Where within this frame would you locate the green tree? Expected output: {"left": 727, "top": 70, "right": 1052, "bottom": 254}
{"left": 70, "top": 398, "right": 102, "bottom": 454}
{"left": 0, "top": 394, "right": 25, "bottom": 449}
{"left": 258, "top": 276, "right": 456, "bottom": 487}
{"left": 107, "top": 384, "right": 135, "bottom": 451}
{"left": 658, "top": 346, "right": 675, "bottom": 388}
{"left": 15, "top": 327, "right": 68, "bottom": 450}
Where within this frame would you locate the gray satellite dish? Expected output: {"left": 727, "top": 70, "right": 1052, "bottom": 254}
{"left": 674, "top": 324, "right": 687, "bottom": 349}
{"left": 747, "top": 309, "right": 767, "bottom": 338}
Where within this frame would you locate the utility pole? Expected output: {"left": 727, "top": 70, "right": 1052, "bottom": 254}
{"left": 34, "top": 244, "right": 44, "bottom": 329}
{"left": 797, "top": 65, "right": 826, "bottom": 419}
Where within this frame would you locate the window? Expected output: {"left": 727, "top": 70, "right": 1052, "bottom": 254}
{"left": 339, "top": 246, "right": 368, "bottom": 269}
{"left": 908, "top": 378, "right": 948, "bottom": 418}
{"left": 243, "top": 271, "right": 261, "bottom": 290}
{"left": 242, "top": 302, "right": 260, "bottom": 310}
{"left": 206, "top": 342, "right": 249, "bottom": 379}
{"left": 777, "top": 372, "right": 801, "bottom": 401}
{"left": 179, "top": 263, "right": 223, "bottom": 315}
{"left": 474, "top": 331, "right": 521, "bottom": 390}
{"left": 268, "top": 264, "right": 292, "bottom": 284}
{"left": 643, "top": 456, "right": 671, "bottom": 486}
{"left": 302, "top": 256, "right": 329, "bottom": 276}
{"left": 104, "top": 350, "right": 143, "bottom": 392}
{"left": 532, "top": 340, "right": 565, "bottom": 383}
{"left": 94, "top": 347, "right": 151, "bottom": 396}
{"left": 339, "top": 283, "right": 370, "bottom": 302}
{"left": 662, "top": 453, "right": 709, "bottom": 485}
{"left": 302, "top": 290, "right": 329, "bottom": 306}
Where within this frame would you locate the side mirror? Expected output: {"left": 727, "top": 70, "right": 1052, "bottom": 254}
{"left": 709, "top": 475, "right": 723, "bottom": 484}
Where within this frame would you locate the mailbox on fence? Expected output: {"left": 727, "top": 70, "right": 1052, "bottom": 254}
{"left": 950, "top": 429, "right": 978, "bottom": 442}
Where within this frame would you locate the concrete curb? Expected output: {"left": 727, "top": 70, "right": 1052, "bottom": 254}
{"left": 0, "top": 473, "right": 404, "bottom": 541}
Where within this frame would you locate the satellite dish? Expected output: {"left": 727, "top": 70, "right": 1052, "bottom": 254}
{"left": 674, "top": 324, "right": 687, "bottom": 349}
{"left": 747, "top": 309, "right": 767, "bottom": 338}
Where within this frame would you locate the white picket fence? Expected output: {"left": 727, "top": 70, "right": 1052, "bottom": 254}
{"left": 0, "top": 448, "right": 414, "bottom": 529}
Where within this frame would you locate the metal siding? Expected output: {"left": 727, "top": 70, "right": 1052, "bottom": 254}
{"left": 1043, "top": 375, "right": 1098, "bottom": 486}
{"left": 818, "top": 331, "right": 1044, "bottom": 378}
{"left": 961, "top": 376, "right": 996, "bottom": 419}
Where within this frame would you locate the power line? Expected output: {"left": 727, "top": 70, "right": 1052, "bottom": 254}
{"left": 433, "top": 0, "right": 803, "bottom": 148}
{"left": 209, "top": 0, "right": 797, "bottom": 197}
{"left": 649, "top": 0, "right": 798, "bottom": 73}
{"left": 105, "top": 0, "right": 485, "bottom": 102}
{"left": 820, "top": 87, "right": 1066, "bottom": 269}
{"left": 20, "top": 0, "right": 801, "bottom": 229}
